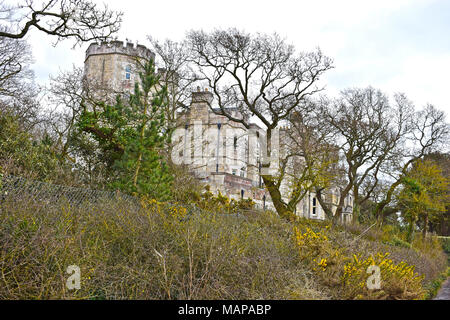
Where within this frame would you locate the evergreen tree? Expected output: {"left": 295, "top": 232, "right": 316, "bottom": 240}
{"left": 78, "top": 60, "right": 173, "bottom": 200}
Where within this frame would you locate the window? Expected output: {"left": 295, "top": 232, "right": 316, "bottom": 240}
{"left": 234, "top": 136, "right": 237, "bottom": 149}
{"left": 312, "top": 197, "right": 317, "bottom": 215}
{"left": 232, "top": 169, "right": 237, "bottom": 175}
{"left": 190, "top": 133, "right": 194, "bottom": 158}
{"left": 125, "top": 65, "right": 131, "bottom": 80}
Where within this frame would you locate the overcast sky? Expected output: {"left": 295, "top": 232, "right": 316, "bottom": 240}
{"left": 27, "top": 0, "right": 450, "bottom": 116}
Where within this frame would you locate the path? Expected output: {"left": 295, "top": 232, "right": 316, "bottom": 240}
{"left": 433, "top": 278, "right": 450, "bottom": 300}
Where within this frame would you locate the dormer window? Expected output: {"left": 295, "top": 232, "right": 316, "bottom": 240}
{"left": 125, "top": 65, "right": 131, "bottom": 80}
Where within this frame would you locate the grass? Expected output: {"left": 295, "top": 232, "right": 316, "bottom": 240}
{"left": 0, "top": 196, "right": 447, "bottom": 300}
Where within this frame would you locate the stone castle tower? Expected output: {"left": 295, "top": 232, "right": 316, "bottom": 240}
{"left": 84, "top": 40, "right": 155, "bottom": 98}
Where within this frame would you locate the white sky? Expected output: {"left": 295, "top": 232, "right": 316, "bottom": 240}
{"left": 26, "top": 0, "right": 450, "bottom": 116}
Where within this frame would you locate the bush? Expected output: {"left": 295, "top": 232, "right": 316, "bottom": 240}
{"left": 438, "top": 236, "right": 450, "bottom": 254}
{"left": 412, "top": 235, "right": 446, "bottom": 260}
{"left": 0, "top": 192, "right": 446, "bottom": 300}
{"left": 293, "top": 221, "right": 445, "bottom": 299}
{"left": 0, "top": 197, "right": 323, "bottom": 300}
{"left": 423, "top": 267, "right": 450, "bottom": 299}
{"left": 193, "top": 186, "right": 256, "bottom": 214}
{"left": 167, "top": 163, "right": 203, "bottom": 203}
{"left": 389, "top": 236, "right": 412, "bottom": 249}
{"left": 341, "top": 253, "right": 424, "bottom": 299}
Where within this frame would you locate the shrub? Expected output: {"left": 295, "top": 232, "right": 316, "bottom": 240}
{"left": 0, "top": 196, "right": 322, "bottom": 300}
{"left": 341, "top": 253, "right": 424, "bottom": 300}
{"left": 294, "top": 226, "right": 330, "bottom": 260}
{"left": 412, "top": 235, "right": 446, "bottom": 260}
{"left": 389, "top": 236, "right": 412, "bottom": 249}
{"left": 193, "top": 186, "right": 255, "bottom": 214}
{"left": 293, "top": 222, "right": 432, "bottom": 300}
{"left": 423, "top": 267, "right": 450, "bottom": 299}
{"left": 168, "top": 163, "right": 203, "bottom": 203}
{"left": 0, "top": 191, "right": 446, "bottom": 300}
{"left": 438, "top": 236, "right": 450, "bottom": 254}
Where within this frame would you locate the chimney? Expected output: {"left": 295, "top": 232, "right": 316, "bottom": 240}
{"left": 192, "top": 88, "right": 213, "bottom": 105}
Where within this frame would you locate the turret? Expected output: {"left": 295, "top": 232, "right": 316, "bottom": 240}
{"left": 83, "top": 39, "right": 155, "bottom": 98}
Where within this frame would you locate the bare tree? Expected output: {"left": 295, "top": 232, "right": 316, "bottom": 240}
{"left": 0, "top": 0, "right": 122, "bottom": 46}
{"left": 373, "top": 103, "right": 449, "bottom": 223}
{"left": 314, "top": 88, "right": 410, "bottom": 223}
{"left": 187, "top": 28, "right": 333, "bottom": 219}
{"left": 315, "top": 87, "right": 449, "bottom": 225}
{"left": 147, "top": 36, "right": 199, "bottom": 132}
{"left": 46, "top": 66, "right": 85, "bottom": 159}
{"left": 275, "top": 103, "right": 342, "bottom": 219}
{"left": 0, "top": 35, "right": 45, "bottom": 129}
{"left": 0, "top": 36, "right": 33, "bottom": 96}
{"left": 46, "top": 65, "right": 114, "bottom": 187}
{"left": 0, "top": 0, "right": 123, "bottom": 138}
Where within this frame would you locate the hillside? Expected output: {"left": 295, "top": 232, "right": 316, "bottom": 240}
{"left": 0, "top": 195, "right": 447, "bottom": 300}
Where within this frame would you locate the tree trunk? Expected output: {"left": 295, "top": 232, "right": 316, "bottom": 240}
{"left": 407, "top": 217, "right": 415, "bottom": 243}
{"left": 353, "top": 202, "right": 360, "bottom": 225}
{"left": 315, "top": 188, "right": 334, "bottom": 220}
{"left": 422, "top": 213, "right": 429, "bottom": 239}
{"left": 333, "top": 207, "right": 342, "bottom": 226}
{"left": 133, "top": 94, "right": 149, "bottom": 190}
{"left": 352, "top": 186, "right": 359, "bottom": 224}
{"left": 262, "top": 176, "right": 295, "bottom": 221}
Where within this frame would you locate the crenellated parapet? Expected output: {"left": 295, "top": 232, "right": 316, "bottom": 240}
{"left": 85, "top": 40, "right": 155, "bottom": 62}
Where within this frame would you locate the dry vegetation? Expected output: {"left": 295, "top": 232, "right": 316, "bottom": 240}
{"left": 0, "top": 195, "right": 447, "bottom": 300}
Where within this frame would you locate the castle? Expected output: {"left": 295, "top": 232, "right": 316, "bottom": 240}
{"left": 84, "top": 40, "right": 353, "bottom": 222}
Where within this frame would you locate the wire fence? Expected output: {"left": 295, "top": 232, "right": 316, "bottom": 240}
{"left": 0, "top": 174, "right": 249, "bottom": 221}
{"left": 0, "top": 174, "right": 140, "bottom": 210}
